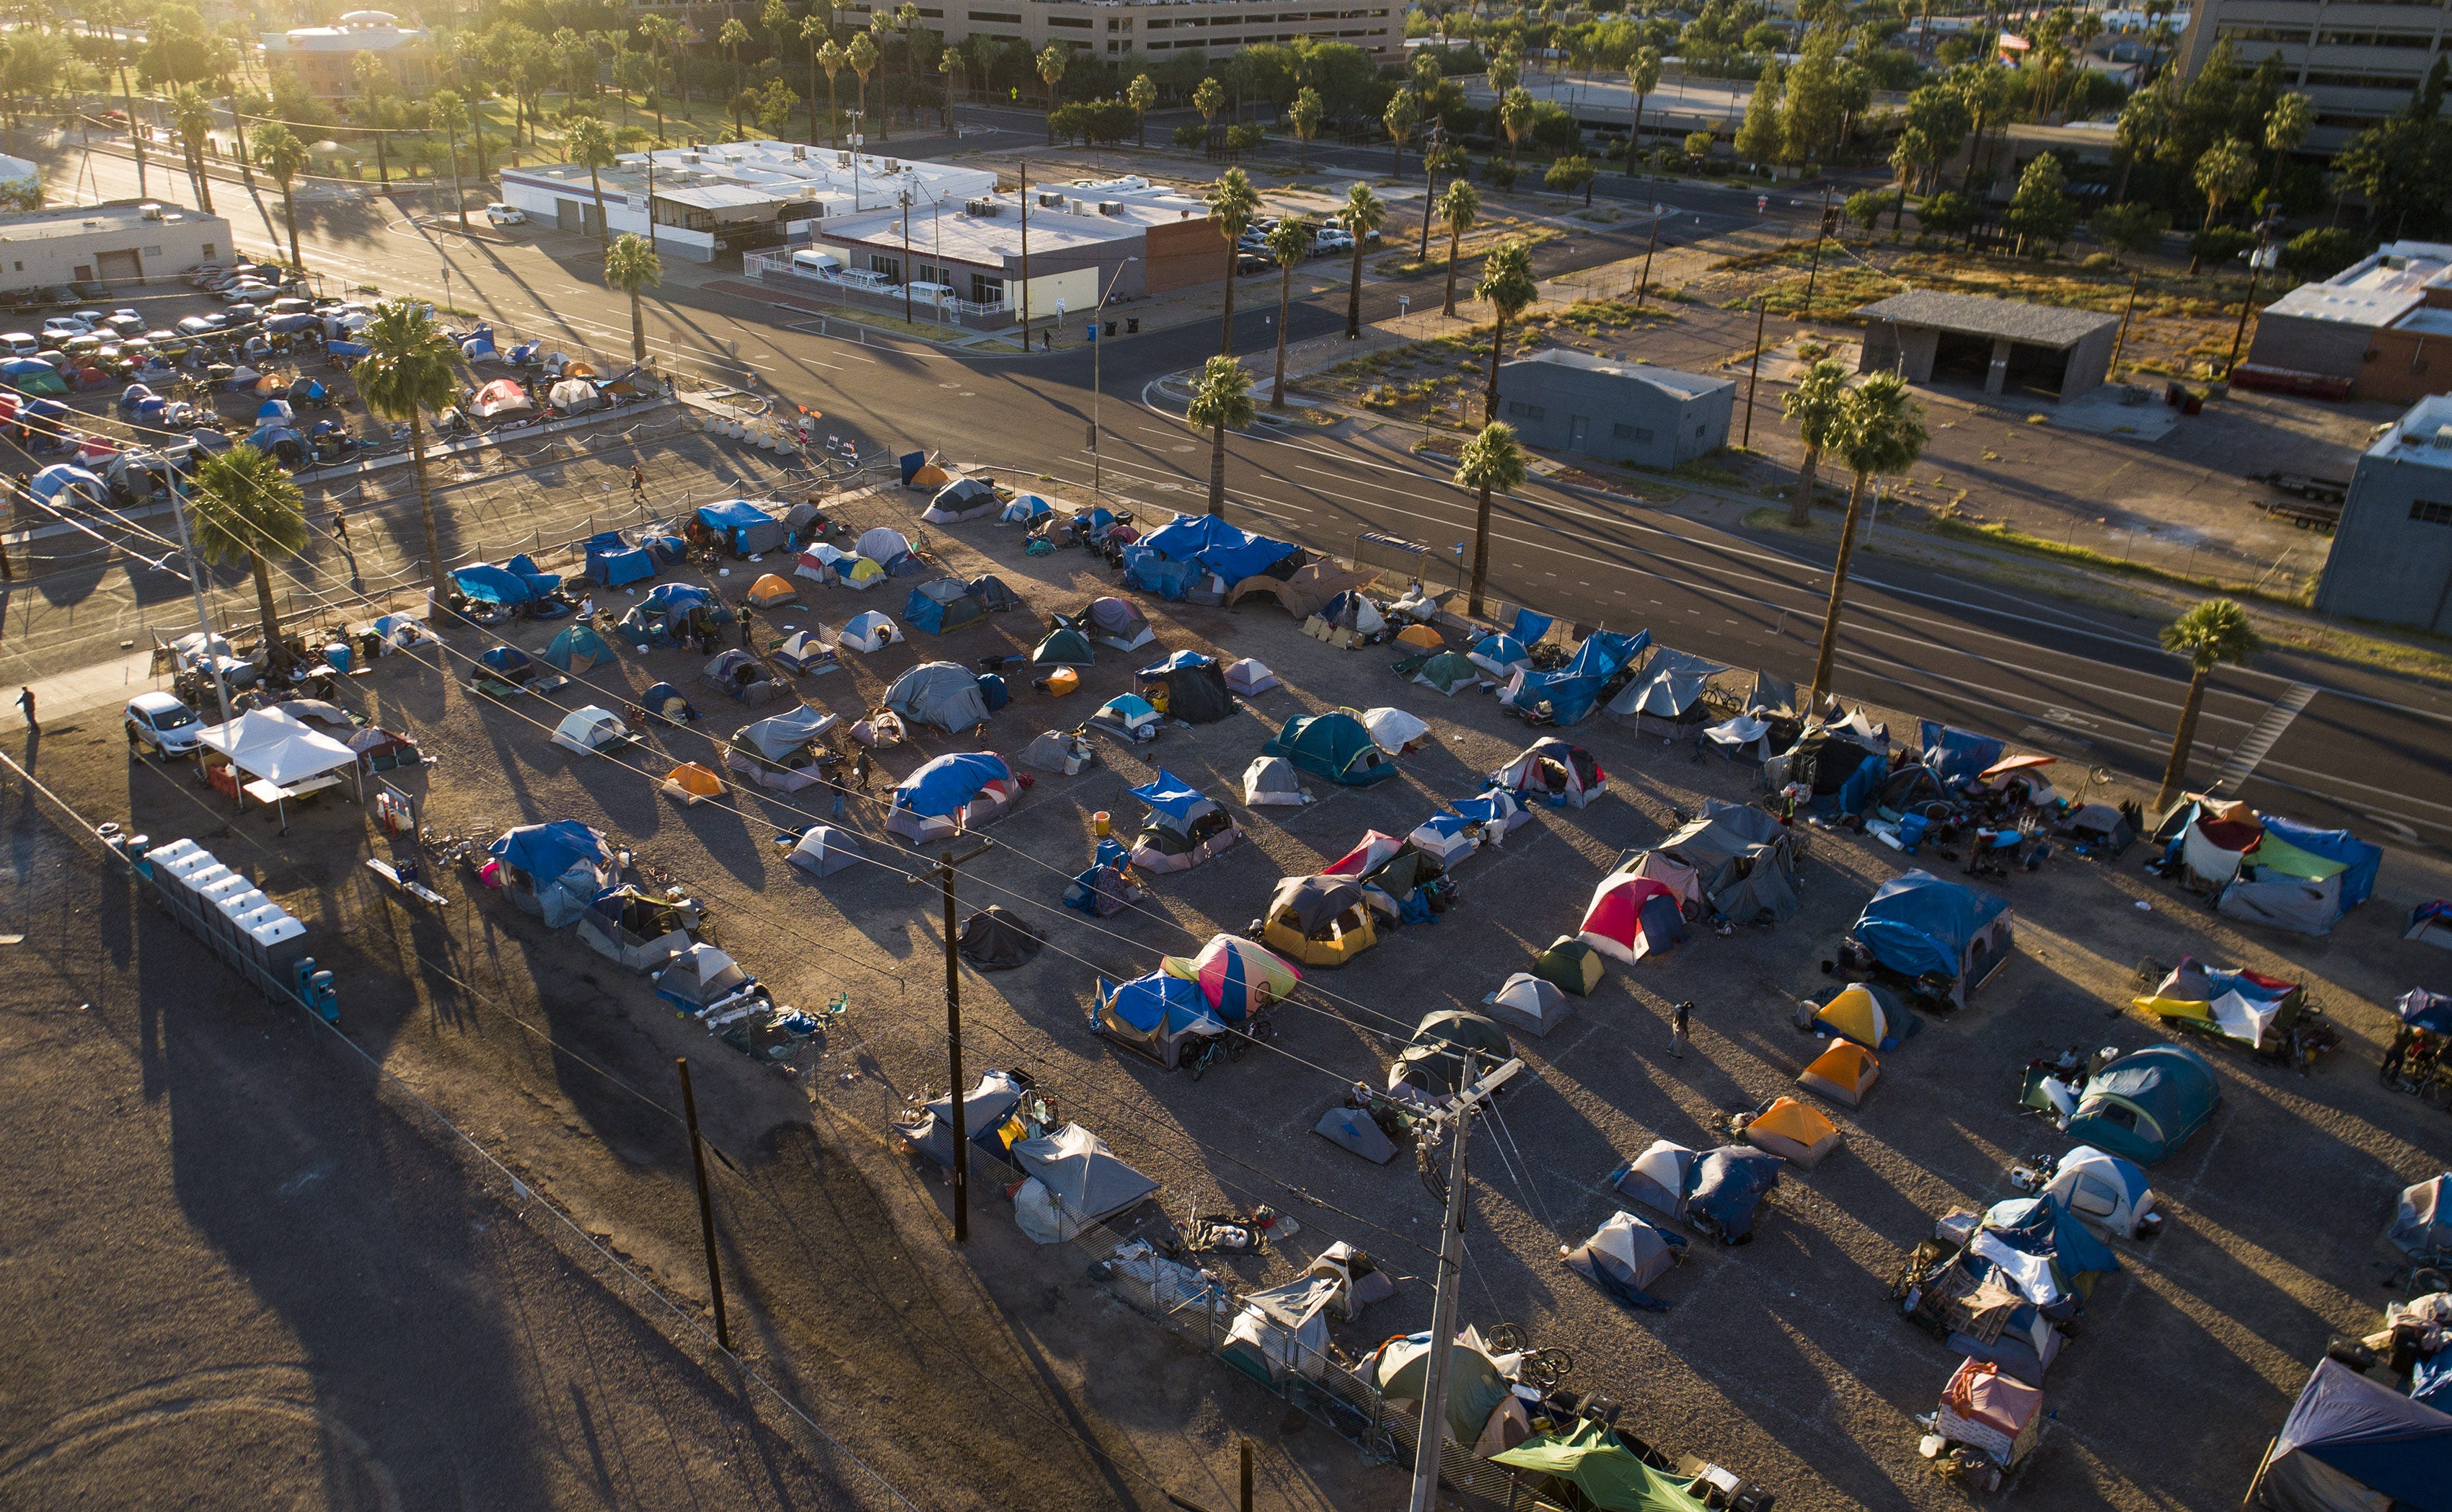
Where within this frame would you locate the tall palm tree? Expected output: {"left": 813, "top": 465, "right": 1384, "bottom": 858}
{"left": 1625, "top": 45, "right": 1661, "bottom": 176}
{"left": 1473, "top": 240, "right": 1538, "bottom": 423}
{"left": 251, "top": 122, "right": 309, "bottom": 270}
{"left": 1780, "top": 358, "right": 1850, "bottom": 526}
{"left": 189, "top": 443, "right": 307, "bottom": 662}
{"left": 607, "top": 233, "right": 662, "bottom": 363}
{"left": 1128, "top": 71, "right": 1155, "bottom": 148}
{"left": 635, "top": 14, "right": 674, "bottom": 141}
{"left": 1438, "top": 177, "right": 1478, "bottom": 317}
{"left": 847, "top": 31, "right": 877, "bottom": 138}
{"left": 1036, "top": 43, "right": 1067, "bottom": 145}
{"left": 1207, "top": 166, "right": 1259, "bottom": 358}
{"left": 1806, "top": 373, "right": 1929, "bottom": 710}
{"left": 1455, "top": 420, "right": 1526, "bottom": 618}
{"left": 816, "top": 38, "right": 846, "bottom": 147}
{"left": 169, "top": 83, "right": 213, "bottom": 213}
{"left": 1287, "top": 85, "right": 1322, "bottom": 172}
{"left": 1266, "top": 216, "right": 1310, "bottom": 407}
{"left": 355, "top": 301, "right": 464, "bottom": 589}
{"left": 1187, "top": 355, "right": 1253, "bottom": 518}
{"left": 1382, "top": 87, "right": 1418, "bottom": 177}
{"left": 719, "top": 17, "right": 751, "bottom": 133}
{"left": 938, "top": 46, "right": 961, "bottom": 131}
{"left": 350, "top": 50, "right": 393, "bottom": 187}
{"left": 2154, "top": 600, "right": 2262, "bottom": 812}
{"left": 868, "top": 16, "right": 896, "bottom": 141}
{"left": 1499, "top": 85, "right": 1535, "bottom": 166}
{"left": 802, "top": 14, "right": 833, "bottom": 146}
{"left": 563, "top": 115, "right": 617, "bottom": 249}
{"left": 1341, "top": 180, "right": 1384, "bottom": 340}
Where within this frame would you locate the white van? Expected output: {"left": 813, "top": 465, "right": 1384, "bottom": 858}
{"left": 906, "top": 281, "right": 956, "bottom": 307}
{"left": 790, "top": 248, "right": 844, "bottom": 278}
{"left": 0, "top": 332, "right": 37, "bottom": 356}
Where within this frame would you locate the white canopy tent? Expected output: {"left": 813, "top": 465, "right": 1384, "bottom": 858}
{"left": 196, "top": 706, "right": 362, "bottom": 826}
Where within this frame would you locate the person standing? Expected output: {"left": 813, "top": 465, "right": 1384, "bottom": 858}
{"left": 737, "top": 604, "right": 755, "bottom": 650}
{"left": 1670, "top": 999, "right": 1692, "bottom": 1059}
{"left": 14, "top": 685, "right": 34, "bottom": 735}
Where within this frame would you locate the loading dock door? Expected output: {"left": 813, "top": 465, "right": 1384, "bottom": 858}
{"left": 96, "top": 249, "right": 141, "bottom": 284}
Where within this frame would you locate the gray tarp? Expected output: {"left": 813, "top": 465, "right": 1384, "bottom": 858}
{"left": 1661, "top": 800, "right": 1799, "bottom": 920}
{"left": 732, "top": 705, "right": 837, "bottom": 761}
{"left": 2218, "top": 873, "right": 2342, "bottom": 936}
{"left": 1013, "top": 1123, "right": 1158, "bottom": 1227}
{"left": 1605, "top": 647, "right": 1729, "bottom": 720}
{"left": 1270, "top": 875, "right": 1366, "bottom": 934}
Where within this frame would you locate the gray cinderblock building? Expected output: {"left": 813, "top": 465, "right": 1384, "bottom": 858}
{"left": 1494, "top": 350, "right": 1734, "bottom": 468}
{"left": 2314, "top": 394, "right": 2452, "bottom": 634}
{"left": 1857, "top": 289, "right": 2118, "bottom": 403}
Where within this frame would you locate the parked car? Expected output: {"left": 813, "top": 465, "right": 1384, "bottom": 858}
{"left": 125, "top": 691, "right": 204, "bottom": 758}
{"left": 485, "top": 202, "right": 529, "bottom": 226}
{"left": 1313, "top": 228, "right": 1354, "bottom": 255}
{"left": 219, "top": 282, "right": 274, "bottom": 304}
{"left": 1235, "top": 252, "right": 1273, "bottom": 275}
{"left": 104, "top": 311, "right": 144, "bottom": 335}
{"left": 0, "top": 332, "right": 36, "bottom": 356}
{"left": 144, "top": 327, "right": 188, "bottom": 355}
{"left": 222, "top": 303, "right": 260, "bottom": 324}
{"left": 186, "top": 264, "right": 226, "bottom": 287}
{"left": 265, "top": 297, "right": 312, "bottom": 315}
{"left": 175, "top": 315, "right": 219, "bottom": 336}
{"left": 40, "top": 314, "right": 91, "bottom": 338}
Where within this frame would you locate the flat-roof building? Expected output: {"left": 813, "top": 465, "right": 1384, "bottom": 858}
{"left": 835, "top": 0, "right": 1401, "bottom": 63}
{"left": 0, "top": 200, "right": 231, "bottom": 293}
{"left": 2240, "top": 242, "right": 2452, "bottom": 404}
{"left": 260, "top": 9, "right": 434, "bottom": 98}
{"left": 1856, "top": 288, "right": 2120, "bottom": 403}
{"left": 2312, "top": 394, "right": 2452, "bottom": 633}
{"left": 2175, "top": 0, "right": 2451, "bottom": 154}
{"left": 1495, "top": 350, "right": 1735, "bottom": 467}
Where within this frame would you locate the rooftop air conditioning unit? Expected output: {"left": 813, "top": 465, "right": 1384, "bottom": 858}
{"left": 837, "top": 151, "right": 852, "bottom": 167}
{"left": 2435, "top": 424, "right": 2452, "bottom": 451}
{"left": 1039, "top": 192, "right": 1063, "bottom": 208}
{"left": 139, "top": 203, "right": 163, "bottom": 221}
{"left": 1098, "top": 201, "right": 1120, "bottom": 216}
{"left": 792, "top": 144, "right": 806, "bottom": 161}
{"left": 885, "top": 159, "right": 900, "bottom": 173}
{"left": 964, "top": 198, "right": 997, "bottom": 216}
{"left": 683, "top": 152, "right": 702, "bottom": 167}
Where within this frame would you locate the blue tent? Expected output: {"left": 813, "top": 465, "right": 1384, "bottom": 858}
{"left": 1563, "top": 629, "right": 1649, "bottom": 681}
{"left": 264, "top": 311, "right": 319, "bottom": 333}
{"left": 1122, "top": 550, "right": 1199, "bottom": 601}
{"left": 256, "top": 399, "right": 294, "bottom": 423}
{"left": 896, "top": 752, "right": 1013, "bottom": 818}
{"left": 1095, "top": 970, "right": 1222, "bottom": 1066}
{"left": 452, "top": 564, "right": 534, "bottom": 604}
{"left": 2399, "top": 989, "right": 2452, "bottom": 1035}
{"left": 694, "top": 499, "right": 782, "bottom": 553}
{"left": 1685, "top": 1146, "right": 1782, "bottom": 1244}
{"left": 646, "top": 582, "right": 712, "bottom": 614}
{"left": 246, "top": 423, "right": 304, "bottom": 455}
{"left": 1468, "top": 633, "right": 1530, "bottom": 676}
{"left": 1920, "top": 721, "right": 2006, "bottom": 782}
{"left": 639, "top": 681, "right": 700, "bottom": 722}
{"left": 2260, "top": 816, "right": 2383, "bottom": 910}
{"left": 2065, "top": 1044, "right": 2218, "bottom": 1165}
{"left": 1500, "top": 666, "right": 1608, "bottom": 726}
{"left": 2261, "top": 1361, "right": 2452, "bottom": 1512}
{"left": 583, "top": 531, "right": 654, "bottom": 587}
{"left": 327, "top": 339, "right": 370, "bottom": 361}
{"left": 1128, "top": 769, "right": 1208, "bottom": 821}
{"left": 1264, "top": 711, "right": 1398, "bottom": 787}
{"left": 1138, "top": 512, "right": 1300, "bottom": 580}
{"left": 27, "top": 464, "right": 104, "bottom": 505}
{"left": 487, "top": 820, "right": 610, "bottom": 883}
{"left": 1854, "top": 870, "right": 2008, "bottom": 981}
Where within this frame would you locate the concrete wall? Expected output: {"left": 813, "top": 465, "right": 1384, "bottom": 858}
{"left": 1496, "top": 361, "right": 1734, "bottom": 469}
{"left": 2246, "top": 312, "right": 2377, "bottom": 382}
{"left": 2355, "top": 325, "right": 2450, "bottom": 404}
{"left": 1861, "top": 321, "right": 1939, "bottom": 382}
{"left": 0, "top": 211, "right": 231, "bottom": 293}
{"left": 2060, "top": 322, "right": 2116, "bottom": 402}
{"left": 2314, "top": 447, "right": 2452, "bottom": 633}
{"left": 1865, "top": 319, "right": 2110, "bottom": 401}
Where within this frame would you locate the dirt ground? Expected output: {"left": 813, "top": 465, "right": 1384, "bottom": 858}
{"left": 11, "top": 459, "right": 2449, "bottom": 1511}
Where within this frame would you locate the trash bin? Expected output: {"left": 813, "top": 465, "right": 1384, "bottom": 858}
{"left": 1106, "top": 320, "right": 1116, "bottom": 337}
{"left": 1126, "top": 317, "right": 1140, "bottom": 334}
{"left": 324, "top": 642, "right": 353, "bottom": 673}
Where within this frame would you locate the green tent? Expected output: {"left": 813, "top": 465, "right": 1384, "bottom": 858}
{"left": 1031, "top": 624, "right": 1096, "bottom": 666}
{"left": 1406, "top": 650, "right": 1483, "bottom": 696}
{"left": 1492, "top": 1423, "right": 1712, "bottom": 1512}
{"left": 1263, "top": 710, "right": 1397, "bottom": 787}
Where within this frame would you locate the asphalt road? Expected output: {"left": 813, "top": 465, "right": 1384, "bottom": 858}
{"left": 28, "top": 137, "right": 2452, "bottom": 851}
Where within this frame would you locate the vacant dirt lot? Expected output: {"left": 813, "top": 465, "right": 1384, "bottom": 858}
{"left": 10, "top": 464, "right": 2448, "bottom": 1511}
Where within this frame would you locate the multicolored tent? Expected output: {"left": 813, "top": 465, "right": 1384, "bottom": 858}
{"left": 1163, "top": 934, "right": 1297, "bottom": 1021}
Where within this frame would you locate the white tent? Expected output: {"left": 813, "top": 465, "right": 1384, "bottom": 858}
{"left": 2043, "top": 1145, "right": 2155, "bottom": 1239}
{"left": 552, "top": 704, "right": 633, "bottom": 754}
{"left": 840, "top": 611, "right": 899, "bottom": 652}
{"left": 196, "top": 707, "right": 359, "bottom": 789}
{"left": 787, "top": 826, "right": 865, "bottom": 877}
{"left": 855, "top": 526, "right": 912, "bottom": 566}
{"left": 1362, "top": 707, "right": 1431, "bottom": 755}
{"left": 1010, "top": 1123, "right": 1158, "bottom": 1243}
{"left": 1242, "top": 755, "right": 1309, "bottom": 807}
{"left": 1224, "top": 658, "right": 1279, "bottom": 694}
{"left": 1484, "top": 972, "right": 1571, "bottom": 1037}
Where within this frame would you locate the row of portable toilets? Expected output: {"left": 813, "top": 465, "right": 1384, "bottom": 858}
{"left": 110, "top": 834, "right": 340, "bottom": 1022}
{"left": 700, "top": 410, "right": 793, "bottom": 449}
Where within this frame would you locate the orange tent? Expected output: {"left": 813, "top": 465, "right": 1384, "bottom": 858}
{"left": 746, "top": 573, "right": 801, "bottom": 609}
{"left": 1395, "top": 624, "right": 1445, "bottom": 651}
{"left": 1744, "top": 1096, "right": 1841, "bottom": 1167}
{"left": 1797, "top": 1040, "right": 1879, "bottom": 1108}
{"left": 662, "top": 761, "right": 725, "bottom": 804}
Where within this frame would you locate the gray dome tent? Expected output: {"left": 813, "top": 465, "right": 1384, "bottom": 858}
{"left": 884, "top": 660, "right": 992, "bottom": 733}
{"left": 1392, "top": 1009, "right": 1512, "bottom": 1100}
{"left": 787, "top": 826, "right": 865, "bottom": 877}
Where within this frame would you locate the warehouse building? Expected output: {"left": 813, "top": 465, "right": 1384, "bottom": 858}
{"left": 1857, "top": 289, "right": 2119, "bottom": 403}
{"left": 0, "top": 200, "right": 230, "bottom": 293}
{"left": 2313, "top": 394, "right": 2452, "bottom": 633}
{"left": 2239, "top": 241, "right": 2452, "bottom": 404}
{"left": 1494, "top": 350, "right": 1734, "bottom": 468}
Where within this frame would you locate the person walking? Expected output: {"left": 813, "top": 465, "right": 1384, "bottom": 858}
{"left": 629, "top": 464, "right": 648, "bottom": 505}
{"left": 328, "top": 504, "right": 350, "bottom": 545}
{"left": 14, "top": 685, "right": 34, "bottom": 735}
{"left": 1670, "top": 999, "right": 1692, "bottom": 1059}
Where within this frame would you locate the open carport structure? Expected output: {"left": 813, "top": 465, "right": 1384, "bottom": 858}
{"left": 1857, "top": 289, "right": 2119, "bottom": 402}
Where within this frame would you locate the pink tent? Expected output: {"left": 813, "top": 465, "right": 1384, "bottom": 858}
{"left": 1578, "top": 873, "right": 1685, "bottom": 963}
{"left": 1322, "top": 831, "right": 1407, "bottom": 878}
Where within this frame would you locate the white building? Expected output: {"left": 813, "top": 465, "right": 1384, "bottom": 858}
{"left": 496, "top": 142, "right": 999, "bottom": 264}
{"left": 0, "top": 200, "right": 231, "bottom": 293}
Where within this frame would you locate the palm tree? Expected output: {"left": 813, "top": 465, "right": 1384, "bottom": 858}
{"left": 1456, "top": 420, "right": 1526, "bottom": 618}
{"left": 816, "top": 37, "right": 845, "bottom": 147}
{"left": 349, "top": 50, "right": 392, "bottom": 187}
{"left": 1207, "top": 166, "right": 1259, "bottom": 358}
{"left": 635, "top": 14, "right": 674, "bottom": 141}
{"left": 1128, "top": 71, "right": 1155, "bottom": 149}
{"left": 563, "top": 115, "right": 617, "bottom": 249}
{"left": 1192, "top": 76, "right": 1224, "bottom": 143}
{"left": 2153, "top": 600, "right": 2262, "bottom": 812}
{"left": 251, "top": 121, "right": 309, "bottom": 270}
{"left": 938, "top": 46, "right": 962, "bottom": 131}
{"left": 1383, "top": 87, "right": 1418, "bottom": 177}
{"left": 718, "top": 18, "right": 751, "bottom": 133}
{"left": 1187, "top": 355, "right": 1253, "bottom": 518}
{"left": 169, "top": 83, "right": 213, "bottom": 213}
{"left": 355, "top": 301, "right": 464, "bottom": 589}
{"left": 1473, "top": 240, "right": 1538, "bottom": 423}
{"left": 189, "top": 444, "right": 307, "bottom": 663}
{"left": 1499, "top": 85, "right": 1535, "bottom": 167}
{"left": 1626, "top": 45, "right": 1661, "bottom": 177}
{"left": 1780, "top": 359, "right": 1850, "bottom": 526}
{"left": 801, "top": 14, "right": 832, "bottom": 145}
{"left": 1438, "top": 177, "right": 1478, "bottom": 317}
{"left": 1287, "top": 86, "right": 1323, "bottom": 171}
{"left": 1036, "top": 43, "right": 1067, "bottom": 145}
{"left": 607, "top": 233, "right": 662, "bottom": 363}
{"left": 1341, "top": 181, "right": 1385, "bottom": 340}
{"left": 1806, "top": 373, "right": 1929, "bottom": 710}
{"left": 1266, "top": 216, "right": 1310, "bottom": 407}
{"left": 847, "top": 31, "right": 877, "bottom": 138}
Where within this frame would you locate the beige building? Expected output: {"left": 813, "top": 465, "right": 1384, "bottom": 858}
{"left": 260, "top": 9, "right": 437, "bottom": 100}
{"left": 2176, "top": 0, "right": 2451, "bottom": 153}
{"left": 840, "top": 0, "right": 1402, "bottom": 65}
{"left": 0, "top": 201, "right": 231, "bottom": 293}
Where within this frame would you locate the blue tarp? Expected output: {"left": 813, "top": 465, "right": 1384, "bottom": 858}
{"left": 1835, "top": 753, "right": 1888, "bottom": 817}
{"left": 1920, "top": 721, "right": 2006, "bottom": 783}
{"left": 646, "top": 583, "right": 712, "bottom": 614}
{"left": 2400, "top": 989, "right": 2452, "bottom": 1035}
{"left": 696, "top": 499, "right": 775, "bottom": 534}
{"left": 488, "top": 820, "right": 609, "bottom": 883}
{"left": 326, "top": 339, "right": 369, "bottom": 360}
{"left": 1854, "top": 869, "right": 2007, "bottom": 981}
{"left": 1563, "top": 629, "right": 1649, "bottom": 681}
{"left": 895, "top": 752, "right": 1011, "bottom": 818}
{"left": 899, "top": 450, "right": 927, "bottom": 485}
{"left": 1510, "top": 608, "right": 1554, "bottom": 645}
{"left": 1138, "top": 512, "right": 1302, "bottom": 581}
{"left": 1122, "top": 551, "right": 1198, "bottom": 601}
{"left": 2261, "top": 815, "right": 2383, "bottom": 910}
{"left": 2416, "top": 1350, "right": 2452, "bottom": 1416}
{"left": 1101, "top": 971, "right": 1216, "bottom": 1038}
{"left": 1984, "top": 1194, "right": 2120, "bottom": 1284}
{"left": 264, "top": 311, "right": 319, "bottom": 333}
{"left": 1685, "top": 1146, "right": 1781, "bottom": 1243}
{"left": 245, "top": 423, "right": 302, "bottom": 453}
{"left": 1501, "top": 667, "right": 1607, "bottom": 727}
{"left": 2272, "top": 1360, "right": 2452, "bottom": 1512}
{"left": 453, "top": 563, "right": 540, "bottom": 604}
{"left": 1128, "top": 769, "right": 1208, "bottom": 821}
{"left": 585, "top": 530, "right": 655, "bottom": 586}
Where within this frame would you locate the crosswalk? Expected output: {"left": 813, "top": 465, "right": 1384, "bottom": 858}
{"left": 2209, "top": 682, "right": 2319, "bottom": 796}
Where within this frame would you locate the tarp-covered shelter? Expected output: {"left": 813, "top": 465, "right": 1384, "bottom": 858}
{"left": 2064, "top": 1043, "right": 2218, "bottom": 1165}
{"left": 1126, "top": 769, "right": 1241, "bottom": 874}
{"left": 957, "top": 906, "right": 1042, "bottom": 969}
{"left": 1228, "top": 560, "right": 1371, "bottom": 620}
{"left": 696, "top": 499, "right": 787, "bottom": 556}
{"left": 884, "top": 661, "right": 991, "bottom": 733}
{"left": 896, "top": 1069, "right": 1024, "bottom": 1171}
{"left": 1362, "top": 706, "right": 1431, "bottom": 755}
{"left": 1011, "top": 1124, "right": 1159, "bottom": 1242}
{"left": 1562, "top": 1211, "right": 1688, "bottom": 1314}
{"left": 1095, "top": 970, "right": 1226, "bottom": 1069}
{"left": 2133, "top": 956, "right": 2306, "bottom": 1051}
{"left": 653, "top": 942, "right": 753, "bottom": 1014}
{"left": 1685, "top": 1145, "right": 1783, "bottom": 1244}
{"left": 887, "top": 751, "right": 1021, "bottom": 842}
{"left": 725, "top": 705, "right": 838, "bottom": 791}
{"left": 1489, "top": 738, "right": 1606, "bottom": 808}
{"left": 1262, "top": 875, "right": 1377, "bottom": 967}
{"left": 1853, "top": 870, "right": 2013, "bottom": 1007}
{"left": 1659, "top": 800, "right": 1799, "bottom": 923}
{"left": 2388, "top": 1174, "right": 2452, "bottom": 1259}
{"left": 1265, "top": 711, "right": 1398, "bottom": 787}
{"left": 1494, "top": 1422, "right": 1713, "bottom": 1512}
{"left": 1135, "top": 650, "right": 1233, "bottom": 725}
{"left": 2249, "top": 1360, "right": 2452, "bottom": 1512}
{"left": 585, "top": 531, "right": 654, "bottom": 588}
{"left": 573, "top": 885, "right": 700, "bottom": 973}
{"left": 1138, "top": 512, "right": 1302, "bottom": 581}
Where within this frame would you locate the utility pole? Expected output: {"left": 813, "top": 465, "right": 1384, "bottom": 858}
{"left": 1742, "top": 296, "right": 1767, "bottom": 450}
{"left": 164, "top": 468, "right": 233, "bottom": 726}
{"left": 675, "top": 1057, "right": 731, "bottom": 1351}
{"left": 2225, "top": 219, "right": 2278, "bottom": 377}
{"left": 1801, "top": 197, "right": 1835, "bottom": 314}
{"left": 1633, "top": 208, "right": 1659, "bottom": 313}
{"left": 445, "top": 110, "right": 469, "bottom": 234}
{"left": 1407, "top": 1051, "right": 1477, "bottom": 1512}
{"left": 2110, "top": 268, "right": 2140, "bottom": 374}
{"left": 911, "top": 842, "right": 991, "bottom": 1242}
{"left": 1016, "top": 159, "right": 1031, "bottom": 350}
{"left": 901, "top": 187, "right": 914, "bottom": 324}
{"left": 1090, "top": 257, "right": 1137, "bottom": 506}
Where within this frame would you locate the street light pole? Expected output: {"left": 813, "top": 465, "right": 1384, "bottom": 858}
{"left": 1089, "top": 257, "right": 1137, "bottom": 506}
{"left": 1742, "top": 295, "right": 1767, "bottom": 448}
{"left": 909, "top": 842, "right": 991, "bottom": 1243}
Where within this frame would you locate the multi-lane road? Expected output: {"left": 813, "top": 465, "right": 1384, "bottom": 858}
{"left": 25, "top": 129, "right": 2452, "bottom": 850}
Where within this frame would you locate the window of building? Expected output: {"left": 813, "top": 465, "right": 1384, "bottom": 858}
{"left": 2303, "top": 69, "right": 2426, "bottom": 89}
{"left": 971, "top": 273, "right": 1004, "bottom": 305}
{"left": 917, "top": 6, "right": 943, "bottom": 14}
{"left": 2314, "top": 28, "right": 2440, "bottom": 46}
{"left": 1506, "top": 400, "right": 1545, "bottom": 420}
{"left": 202, "top": 242, "right": 216, "bottom": 258}
{"left": 870, "top": 253, "right": 901, "bottom": 280}
{"left": 2215, "top": 25, "right": 2311, "bottom": 43}
{"left": 1613, "top": 422, "right": 1654, "bottom": 443}
{"left": 1048, "top": 15, "right": 1091, "bottom": 26}
{"left": 1696, "top": 423, "right": 1708, "bottom": 436}
{"left": 2413, "top": 499, "right": 2452, "bottom": 526}
{"left": 967, "top": 9, "right": 1020, "bottom": 20}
